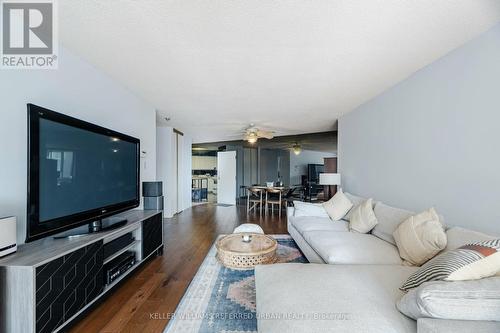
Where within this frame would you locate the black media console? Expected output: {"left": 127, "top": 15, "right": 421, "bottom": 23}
{"left": 0, "top": 210, "right": 163, "bottom": 333}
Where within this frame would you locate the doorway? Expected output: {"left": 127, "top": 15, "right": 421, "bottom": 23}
{"left": 192, "top": 148, "right": 218, "bottom": 204}
{"left": 217, "top": 151, "right": 237, "bottom": 205}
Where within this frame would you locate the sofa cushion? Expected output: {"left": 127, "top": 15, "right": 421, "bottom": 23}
{"left": 350, "top": 198, "right": 378, "bottom": 233}
{"left": 288, "top": 222, "right": 327, "bottom": 263}
{"left": 445, "top": 227, "right": 497, "bottom": 252}
{"left": 302, "top": 230, "right": 403, "bottom": 265}
{"left": 256, "top": 263, "right": 418, "bottom": 333}
{"left": 401, "top": 239, "right": 500, "bottom": 291}
{"left": 290, "top": 216, "right": 349, "bottom": 235}
{"left": 398, "top": 277, "right": 500, "bottom": 321}
{"left": 417, "top": 318, "right": 500, "bottom": 333}
{"left": 343, "top": 192, "right": 368, "bottom": 221}
{"left": 393, "top": 208, "right": 447, "bottom": 266}
{"left": 322, "top": 189, "right": 353, "bottom": 221}
{"left": 292, "top": 201, "right": 329, "bottom": 218}
{"left": 373, "top": 202, "right": 415, "bottom": 245}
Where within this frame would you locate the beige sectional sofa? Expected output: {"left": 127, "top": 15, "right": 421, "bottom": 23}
{"left": 255, "top": 192, "right": 500, "bottom": 333}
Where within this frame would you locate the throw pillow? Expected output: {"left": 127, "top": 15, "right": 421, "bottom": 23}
{"left": 293, "top": 201, "right": 329, "bottom": 218}
{"left": 342, "top": 192, "right": 367, "bottom": 222}
{"left": 393, "top": 208, "right": 447, "bottom": 266}
{"left": 349, "top": 198, "right": 378, "bottom": 233}
{"left": 322, "top": 189, "right": 353, "bottom": 221}
{"left": 397, "top": 277, "right": 500, "bottom": 321}
{"left": 400, "top": 239, "right": 500, "bottom": 291}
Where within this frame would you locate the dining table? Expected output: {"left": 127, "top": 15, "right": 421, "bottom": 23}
{"left": 248, "top": 185, "right": 287, "bottom": 191}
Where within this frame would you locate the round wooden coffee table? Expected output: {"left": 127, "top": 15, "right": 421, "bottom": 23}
{"left": 216, "top": 233, "right": 278, "bottom": 270}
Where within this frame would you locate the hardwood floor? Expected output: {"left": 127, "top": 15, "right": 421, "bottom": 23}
{"left": 69, "top": 203, "right": 288, "bottom": 333}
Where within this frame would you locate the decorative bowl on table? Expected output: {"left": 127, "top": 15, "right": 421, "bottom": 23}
{"left": 216, "top": 233, "right": 278, "bottom": 270}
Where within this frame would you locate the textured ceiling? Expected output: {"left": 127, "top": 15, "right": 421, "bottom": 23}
{"left": 59, "top": 1, "right": 500, "bottom": 143}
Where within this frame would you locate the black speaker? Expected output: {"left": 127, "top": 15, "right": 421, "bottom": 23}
{"left": 143, "top": 181, "right": 163, "bottom": 210}
{"left": 143, "top": 181, "right": 163, "bottom": 197}
{"left": 144, "top": 196, "right": 163, "bottom": 210}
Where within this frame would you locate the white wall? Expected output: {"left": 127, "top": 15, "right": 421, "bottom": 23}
{"left": 338, "top": 23, "right": 500, "bottom": 234}
{"left": 156, "top": 127, "right": 176, "bottom": 218}
{"left": 156, "top": 127, "right": 192, "bottom": 218}
{"left": 0, "top": 46, "right": 157, "bottom": 244}
{"left": 290, "top": 150, "right": 336, "bottom": 185}
{"left": 179, "top": 134, "right": 193, "bottom": 211}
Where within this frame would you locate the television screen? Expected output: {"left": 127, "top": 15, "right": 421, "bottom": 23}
{"left": 27, "top": 104, "right": 140, "bottom": 242}
{"left": 308, "top": 164, "right": 324, "bottom": 183}
{"left": 39, "top": 118, "right": 138, "bottom": 222}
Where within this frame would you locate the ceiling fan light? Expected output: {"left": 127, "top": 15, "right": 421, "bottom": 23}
{"left": 247, "top": 132, "right": 258, "bottom": 144}
{"left": 292, "top": 143, "right": 302, "bottom": 155}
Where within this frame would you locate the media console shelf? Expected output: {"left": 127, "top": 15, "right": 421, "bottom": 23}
{"left": 0, "top": 210, "right": 163, "bottom": 333}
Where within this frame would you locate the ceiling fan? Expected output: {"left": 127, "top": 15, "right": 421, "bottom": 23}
{"left": 243, "top": 124, "right": 274, "bottom": 144}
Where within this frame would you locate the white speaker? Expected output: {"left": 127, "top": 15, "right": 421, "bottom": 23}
{"left": 0, "top": 216, "right": 17, "bottom": 258}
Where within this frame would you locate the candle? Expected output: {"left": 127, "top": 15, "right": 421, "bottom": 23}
{"left": 242, "top": 234, "right": 252, "bottom": 242}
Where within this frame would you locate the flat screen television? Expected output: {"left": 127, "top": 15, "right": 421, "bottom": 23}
{"left": 26, "top": 104, "right": 140, "bottom": 242}
{"left": 307, "top": 164, "right": 324, "bottom": 183}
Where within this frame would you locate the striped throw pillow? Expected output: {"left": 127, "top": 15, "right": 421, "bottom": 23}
{"left": 401, "top": 239, "right": 500, "bottom": 291}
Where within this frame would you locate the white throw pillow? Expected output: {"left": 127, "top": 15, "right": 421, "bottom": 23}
{"left": 393, "top": 208, "right": 447, "bottom": 266}
{"left": 349, "top": 198, "right": 378, "bottom": 233}
{"left": 322, "top": 189, "right": 353, "bottom": 221}
{"left": 342, "top": 192, "right": 368, "bottom": 222}
{"left": 293, "top": 201, "right": 329, "bottom": 218}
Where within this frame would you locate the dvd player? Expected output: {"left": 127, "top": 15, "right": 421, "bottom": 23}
{"left": 104, "top": 251, "right": 136, "bottom": 285}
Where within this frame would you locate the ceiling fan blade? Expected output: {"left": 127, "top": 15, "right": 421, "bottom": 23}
{"left": 256, "top": 130, "right": 274, "bottom": 139}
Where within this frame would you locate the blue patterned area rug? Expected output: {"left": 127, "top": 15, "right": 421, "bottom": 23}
{"left": 164, "top": 234, "right": 307, "bottom": 333}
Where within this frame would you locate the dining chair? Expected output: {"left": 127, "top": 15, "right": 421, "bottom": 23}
{"left": 247, "top": 187, "right": 264, "bottom": 214}
{"left": 285, "top": 187, "right": 304, "bottom": 207}
{"left": 265, "top": 188, "right": 286, "bottom": 217}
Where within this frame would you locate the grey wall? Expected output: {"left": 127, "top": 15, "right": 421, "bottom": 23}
{"left": 257, "top": 148, "right": 290, "bottom": 185}
{"left": 278, "top": 150, "right": 290, "bottom": 186}
{"left": 338, "top": 23, "right": 500, "bottom": 234}
{"left": 0, "top": 46, "right": 157, "bottom": 244}
{"left": 243, "top": 148, "right": 259, "bottom": 186}
{"left": 259, "top": 149, "right": 279, "bottom": 184}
